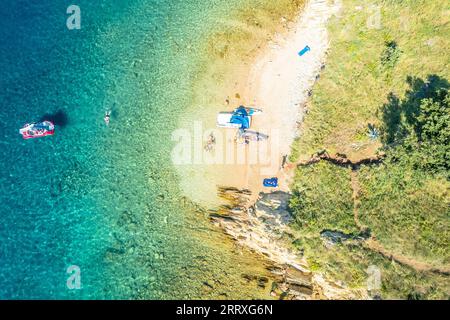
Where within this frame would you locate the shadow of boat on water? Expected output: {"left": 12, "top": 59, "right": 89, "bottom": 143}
{"left": 39, "top": 110, "right": 68, "bottom": 128}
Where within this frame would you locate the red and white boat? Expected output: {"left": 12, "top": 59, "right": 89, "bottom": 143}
{"left": 19, "top": 121, "right": 55, "bottom": 139}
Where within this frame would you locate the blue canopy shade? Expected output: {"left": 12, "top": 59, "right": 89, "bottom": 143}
{"left": 33, "top": 122, "right": 53, "bottom": 131}
{"left": 230, "top": 106, "right": 250, "bottom": 129}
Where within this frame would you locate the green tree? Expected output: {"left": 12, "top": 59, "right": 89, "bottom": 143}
{"left": 380, "top": 76, "right": 449, "bottom": 175}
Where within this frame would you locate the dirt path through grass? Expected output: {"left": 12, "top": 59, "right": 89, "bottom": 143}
{"left": 286, "top": 150, "right": 450, "bottom": 276}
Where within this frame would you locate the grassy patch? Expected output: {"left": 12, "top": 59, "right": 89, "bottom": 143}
{"left": 290, "top": 161, "right": 357, "bottom": 234}
{"left": 358, "top": 164, "right": 450, "bottom": 266}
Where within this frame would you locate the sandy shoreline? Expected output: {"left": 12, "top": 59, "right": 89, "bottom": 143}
{"left": 240, "top": 0, "right": 341, "bottom": 199}
{"left": 176, "top": 0, "right": 341, "bottom": 207}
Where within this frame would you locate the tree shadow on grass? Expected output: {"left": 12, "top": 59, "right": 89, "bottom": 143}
{"left": 379, "top": 75, "right": 449, "bottom": 145}
{"left": 39, "top": 110, "right": 68, "bottom": 128}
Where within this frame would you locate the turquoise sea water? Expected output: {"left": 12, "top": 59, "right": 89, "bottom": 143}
{"left": 0, "top": 0, "right": 278, "bottom": 299}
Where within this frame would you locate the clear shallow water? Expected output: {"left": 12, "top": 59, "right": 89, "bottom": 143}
{"left": 0, "top": 0, "right": 289, "bottom": 299}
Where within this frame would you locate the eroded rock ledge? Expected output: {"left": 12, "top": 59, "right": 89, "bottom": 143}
{"left": 210, "top": 187, "right": 368, "bottom": 300}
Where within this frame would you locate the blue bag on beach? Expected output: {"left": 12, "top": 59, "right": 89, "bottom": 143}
{"left": 298, "top": 45, "right": 311, "bottom": 57}
{"left": 263, "top": 178, "right": 278, "bottom": 188}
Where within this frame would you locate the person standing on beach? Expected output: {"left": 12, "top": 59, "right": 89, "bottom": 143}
{"left": 204, "top": 133, "right": 216, "bottom": 152}
{"left": 281, "top": 155, "right": 288, "bottom": 169}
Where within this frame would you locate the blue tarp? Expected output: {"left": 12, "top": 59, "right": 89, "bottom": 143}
{"left": 230, "top": 106, "right": 250, "bottom": 129}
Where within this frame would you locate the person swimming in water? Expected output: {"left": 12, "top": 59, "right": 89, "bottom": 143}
{"left": 104, "top": 110, "right": 111, "bottom": 126}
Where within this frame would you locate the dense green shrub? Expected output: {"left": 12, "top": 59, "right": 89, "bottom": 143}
{"left": 380, "top": 41, "right": 401, "bottom": 70}
{"left": 381, "top": 79, "right": 449, "bottom": 175}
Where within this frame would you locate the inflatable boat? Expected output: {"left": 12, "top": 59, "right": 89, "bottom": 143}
{"left": 19, "top": 121, "right": 55, "bottom": 139}
{"left": 263, "top": 177, "right": 278, "bottom": 188}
